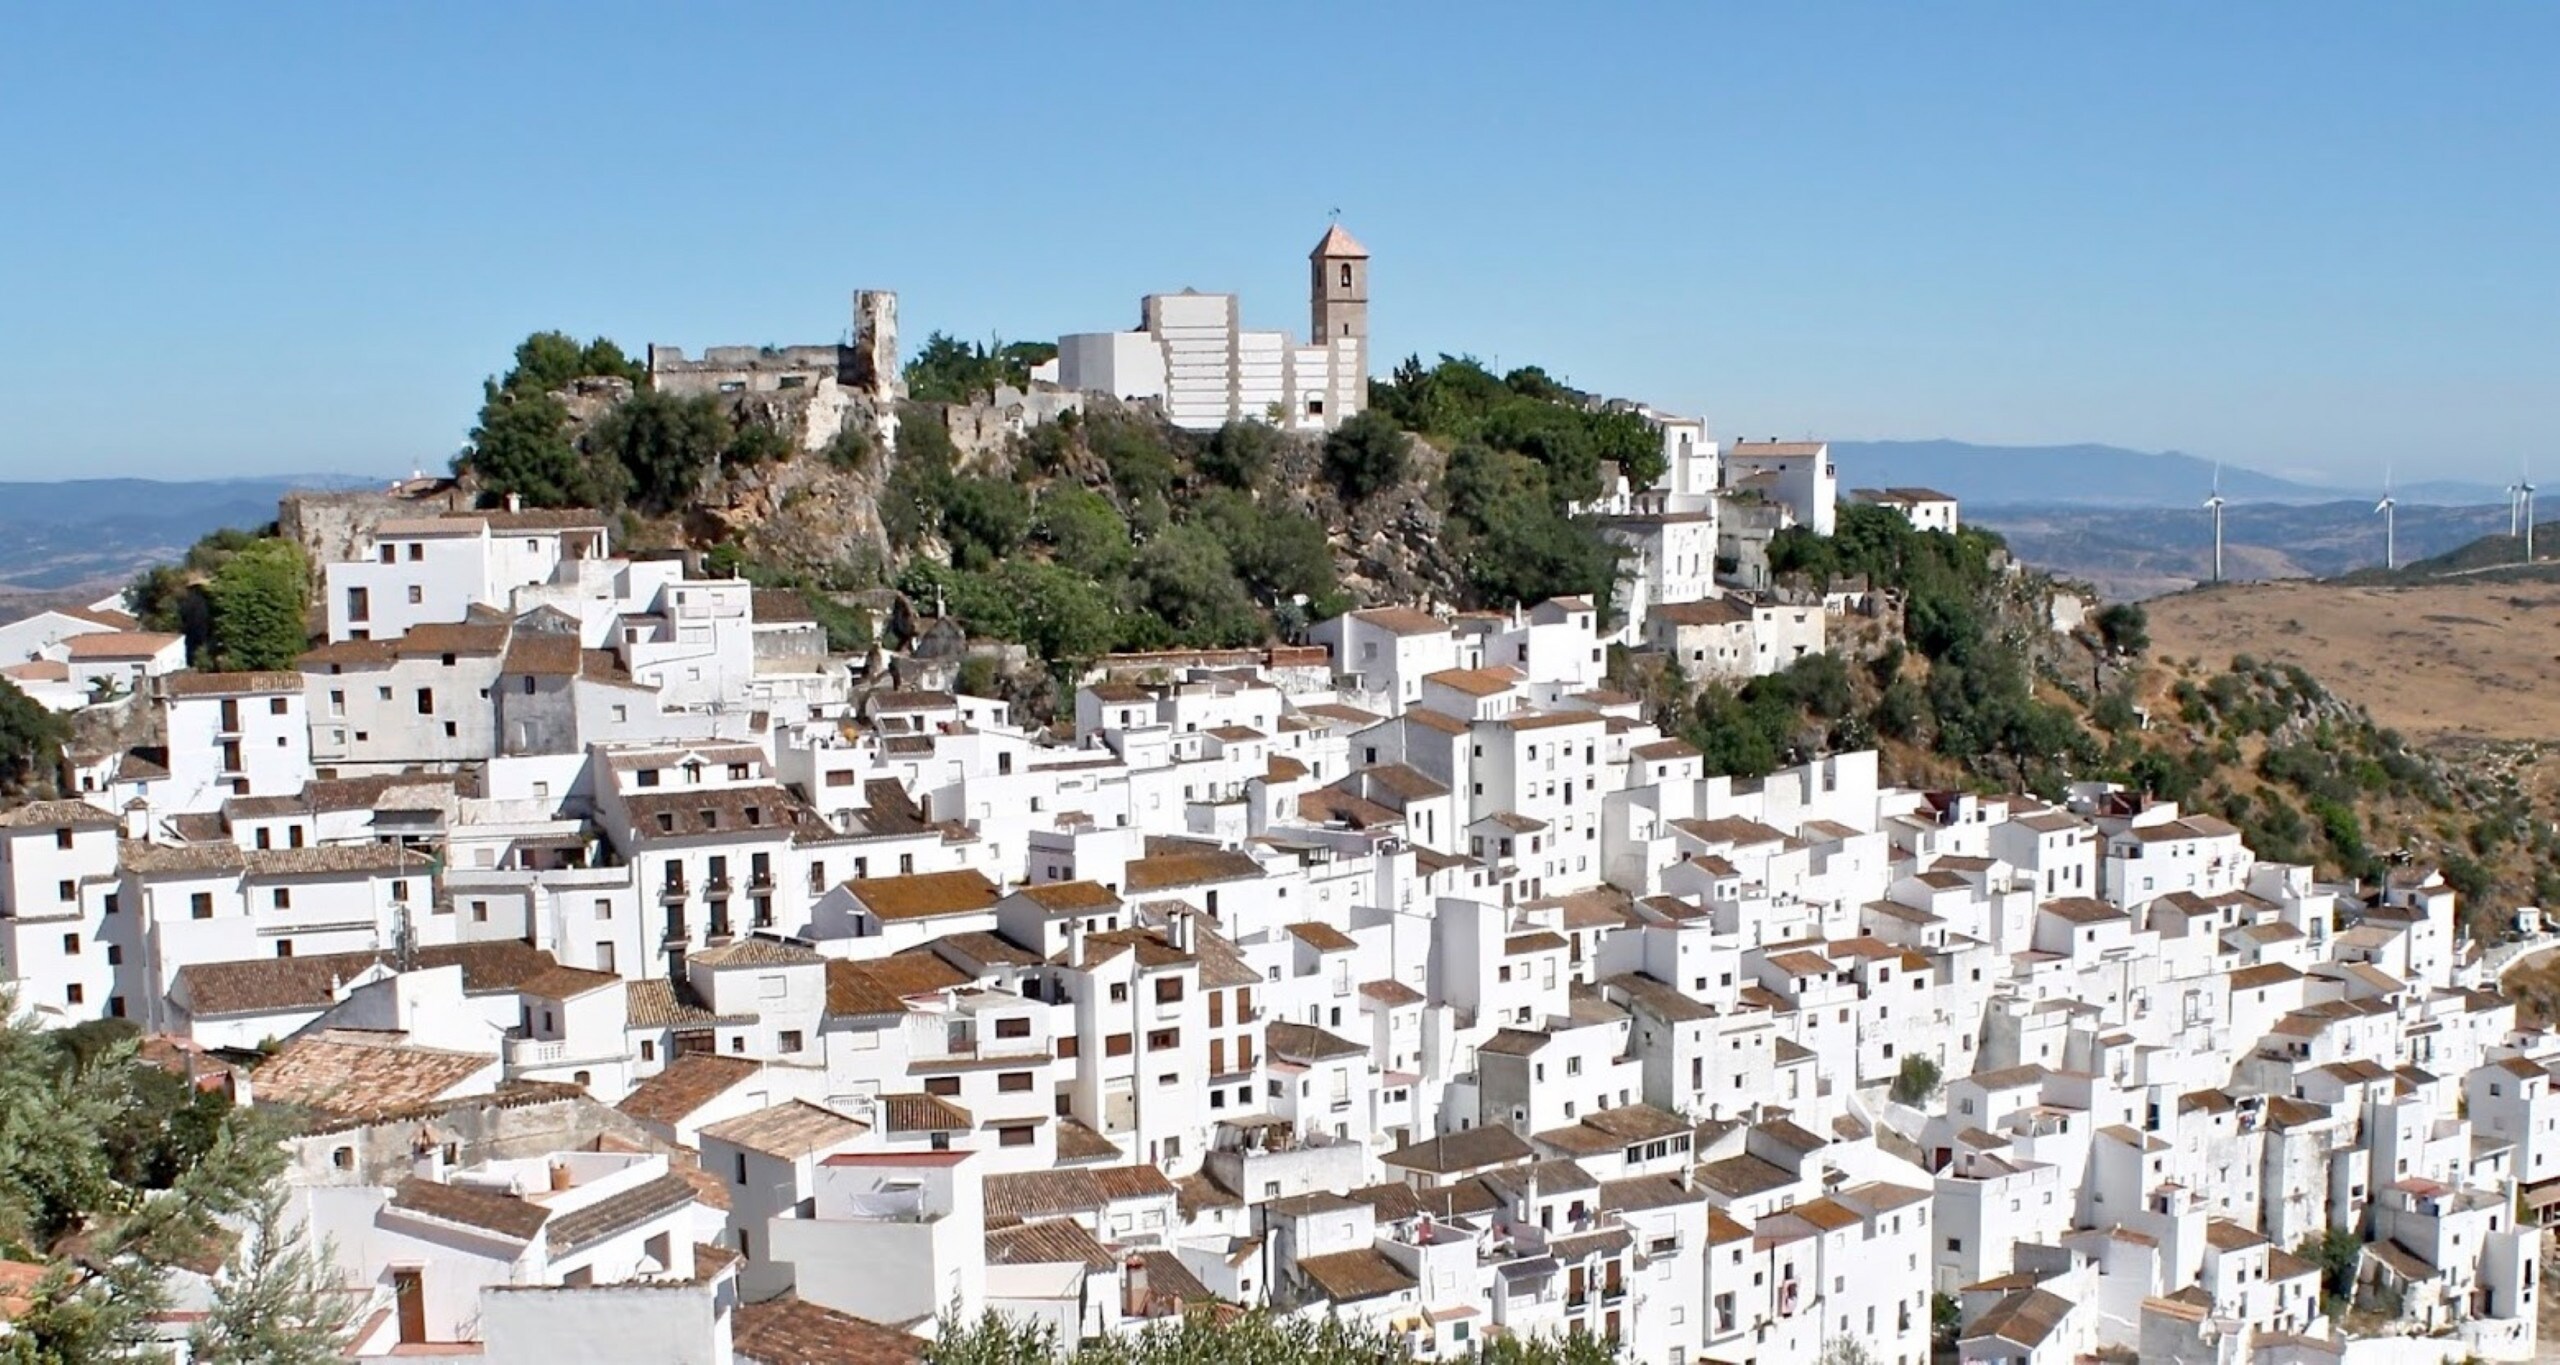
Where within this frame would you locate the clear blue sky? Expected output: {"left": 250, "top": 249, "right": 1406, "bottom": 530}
{"left": 3, "top": 4, "right": 2553, "bottom": 485}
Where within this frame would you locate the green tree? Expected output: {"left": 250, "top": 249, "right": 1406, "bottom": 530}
{"left": 1322, "top": 410, "right": 1411, "bottom": 500}
{"left": 590, "top": 389, "right": 734, "bottom": 514}
{"left": 1201, "top": 420, "right": 1284, "bottom": 490}
{"left": 501, "top": 331, "right": 644, "bottom": 395}
{"left": 206, "top": 538, "right": 309, "bottom": 671}
{"left": 1005, "top": 562, "right": 1120, "bottom": 667}
{"left": 904, "top": 333, "right": 1057, "bottom": 404}
{"left": 0, "top": 679, "right": 66, "bottom": 798}
{"left": 1086, "top": 412, "right": 1183, "bottom": 506}
{"left": 883, "top": 408, "right": 961, "bottom": 550}
{"left": 941, "top": 477, "right": 1033, "bottom": 572}
{"left": 1891, "top": 1054, "right": 1942, "bottom": 1105}
{"left": 1197, "top": 492, "right": 1342, "bottom": 613}
{"left": 187, "top": 1189, "right": 350, "bottom": 1365}
{"left": 462, "top": 387, "right": 619, "bottom": 509}
{"left": 1129, "top": 525, "right": 1262, "bottom": 648}
{"left": 457, "top": 331, "right": 649, "bottom": 509}
{"left": 1034, "top": 487, "right": 1133, "bottom": 581}
{"left": 0, "top": 1001, "right": 287, "bottom": 1363}
{"left": 2297, "top": 1227, "right": 2362, "bottom": 1300}
{"left": 2095, "top": 602, "right": 2151, "bottom": 658}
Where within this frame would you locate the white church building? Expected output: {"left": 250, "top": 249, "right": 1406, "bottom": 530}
{"left": 1038, "top": 224, "right": 1370, "bottom": 432}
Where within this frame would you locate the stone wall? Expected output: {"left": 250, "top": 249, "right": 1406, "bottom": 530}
{"left": 278, "top": 479, "right": 474, "bottom": 574}
{"left": 287, "top": 1086, "right": 669, "bottom": 1187}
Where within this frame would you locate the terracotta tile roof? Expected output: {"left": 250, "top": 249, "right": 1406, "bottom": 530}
{"left": 733, "top": 1294, "right": 923, "bottom": 1365}
{"left": 1285, "top": 921, "right": 1356, "bottom": 952}
{"left": 253, "top": 1031, "right": 492, "bottom": 1117}
{"left": 1359, "top": 978, "right": 1424, "bottom": 1007}
{"left": 1345, "top": 606, "right": 1440, "bottom": 635}
{"left": 241, "top": 843, "right": 417, "bottom": 876}
{"left": 700, "top": 1101, "right": 867, "bottom": 1159}
{"left": 620, "top": 786, "right": 803, "bottom": 840}
{"left": 1012, "top": 880, "right": 1120, "bottom": 912}
{"left": 162, "top": 670, "right": 302, "bottom": 697}
{"left": 389, "top": 1176, "right": 547, "bottom": 1242}
{"left": 984, "top": 1169, "right": 1106, "bottom": 1225}
{"left": 1296, "top": 1247, "right": 1413, "bottom": 1303}
{"left": 0, "top": 799, "right": 117, "bottom": 831}
{"left": 500, "top": 633, "right": 584, "bottom": 677}
{"left": 1298, "top": 788, "right": 1401, "bottom": 829}
{"left": 1580, "top": 1103, "right": 1689, "bottom": 1143}
{"left": 1134, "top": 1248, "right": 1215, "bottom": 1311}
{"left": 880, "top": 1092, "right": 974, "bottom": 1134}
{"left": 1963, "top": 1287, "right": 2073, "bottom": 1349}
{"left": 119, "top": 839, "right": 247, "bottom": 875}
{"left": 1054, "top": 1116, "right": 1123, "bottom": 1164}
{"left": 1650, "top": 598, "right": 1751, "bottom": 628}
{"left": 512, "top": 964, "right": 622, "bottom": 1001}
{"left": 1381, "top": 1125, "right": 1533, "bottom": 1174}
{"left": 921, "top": 932, "right": 1043, "bottom": 970}
{"left": 986, "top": 1218, "right": 1119, "bottom": 1272}
{"left": 1729, "top": 440, "right": 1827, "bottom": 457}
{"left": 1311, "top": 223, "right": 1370, "bottom": 261}
{"left": 1264, "top": 1021, "right": 1365, "bottom": 1063}
{"left": 1423, "top": 667, "right": 1520, "bottom": 698}
{"left": 617, "top": 1055, "right": 764, "bottom": 1127}
{"left": 626, "top": 979, "right": 747, "bottom": 1030}
{"left": 454, "top": 507, "right": 609, "bottom": 533}
{"left": 1090, "top": 1163, "right": 1179, "bottom": 1203}
{"left": 1694, "top": 1154, "right": 1795, "bottom": 1199}
{"left": 546, "top": 1172, "right": 699, "bottom": 1254}
{"left": 825, "top": 955, "right": 969, "bottom": 1017}
{"left": 1672, "top": 815, "right": 1789, "bottom": 846}
{"left": 845, "top": 869, "right": 1002, "bottom": 921}
{"left": 1124, "top": 849, "right": 1263, "bottom": 892}
{"left": 689, "top": 936, "right": 825, "bottom": 969}
{"left": 1601, "top": 1174, "right": 1704, "bottom": 1212}
{"left": 1605, "top": 972, "right": 1715, "bottom": 1024}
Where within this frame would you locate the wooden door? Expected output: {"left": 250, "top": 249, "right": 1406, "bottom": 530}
{"left": 393, "top": 1268, "right": 425, "bottom": 1343}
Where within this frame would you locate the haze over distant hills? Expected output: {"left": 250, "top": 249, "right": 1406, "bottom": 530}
{"left": 0, "top": 475, "right": 377, "bottom": 603}
{"left": 1829, "top": 439, "right": 2505, "bottom": 508}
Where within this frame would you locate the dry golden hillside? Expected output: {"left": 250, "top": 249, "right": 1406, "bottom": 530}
{"left": 2146, "top": 580, "right": 2560, "bottom": 744}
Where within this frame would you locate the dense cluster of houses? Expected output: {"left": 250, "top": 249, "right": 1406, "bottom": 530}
{"left": 0, "top": 459, "right": 2543, "bottom": 1365}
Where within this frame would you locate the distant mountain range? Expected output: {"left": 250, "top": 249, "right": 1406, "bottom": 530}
{"left": 0, "top": 475, "right": 376, "bottom": 601}
{"left": 1829, "top": 440, "right": 2506, "bottom": 508}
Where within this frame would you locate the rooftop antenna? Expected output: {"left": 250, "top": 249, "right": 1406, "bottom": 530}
{"left": 2375, "top": 466, "right": 2397, "bottom": 572}
{"left": 2204, "top": 462, "right": 2227, "bottom": 585}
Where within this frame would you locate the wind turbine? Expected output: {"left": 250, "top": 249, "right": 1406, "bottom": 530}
{"left": 2375, "top": 467, "right": 2397, "bottom": 571}
{"left": 2524, "top": 462, "right": 2538, "bottom": 563}
{"left": 2204, "top": 463, "right": 2227, "bottom": 585}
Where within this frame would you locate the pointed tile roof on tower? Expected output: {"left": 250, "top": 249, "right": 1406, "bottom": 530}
{"left": 1311, "top": 223, "right": 1369, "bottom": 259}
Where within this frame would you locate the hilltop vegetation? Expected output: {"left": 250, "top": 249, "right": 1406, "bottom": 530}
{"left": 444, "top": 338, "right": 1662, "bottom": 684}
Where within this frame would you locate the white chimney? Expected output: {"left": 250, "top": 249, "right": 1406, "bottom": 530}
{"left": 1121, "top": 1252, "right": 1150, "bottom": 1319}
{"left": 506, "top": 491, "right": 523, "bottom": 514}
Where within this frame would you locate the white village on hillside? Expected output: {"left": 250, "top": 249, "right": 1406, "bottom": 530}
{"left": 0, "top": 231, "right": 2543, "bottom": 1365}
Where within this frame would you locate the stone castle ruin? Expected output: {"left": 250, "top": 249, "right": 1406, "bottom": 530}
{"left": 647, "top": 289, "right": 905, "bottom": 455}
